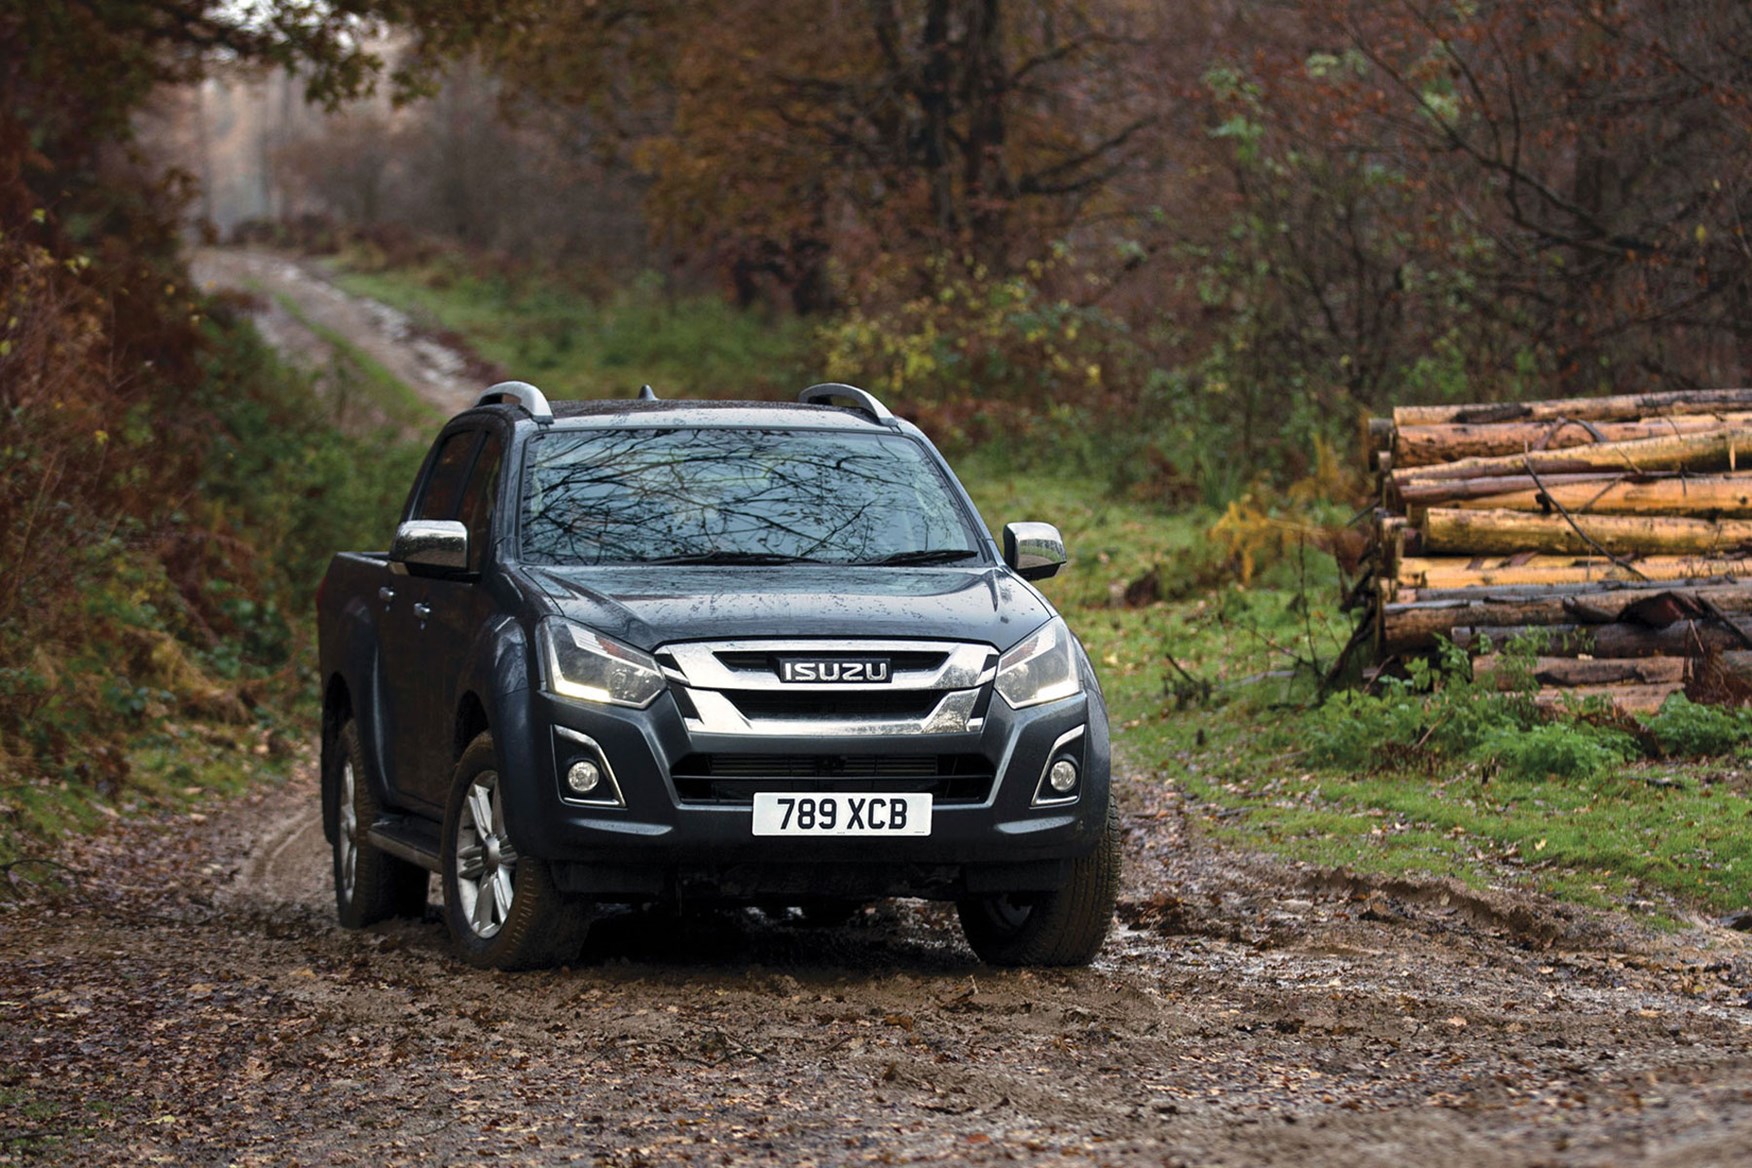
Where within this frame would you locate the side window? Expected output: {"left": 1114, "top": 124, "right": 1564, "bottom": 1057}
{"left": 413, "top": 431, "right": 481, "bottom": 522}
{"left": 457, "top": 432, "right": 504, "bottom": 573}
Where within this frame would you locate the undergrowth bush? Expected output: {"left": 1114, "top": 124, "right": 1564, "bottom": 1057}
{"left": 1643, "top": 696, "right": 1752, "bottom": 758}
{"left": 1298, "top": 638, "right": 1752, "bottom": 779}
{"left": 1, "top": 285, "right": 418, "bottom": 809}
{"left": 1470, "top": 722, "right": 1639, "bottom": 782}
{"left": 1302, "top": 640, "right": 1539, "bottom": 770}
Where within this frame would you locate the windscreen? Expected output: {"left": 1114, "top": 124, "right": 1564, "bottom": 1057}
{"left": 520, "top": 427, "right": 983, "bottom": 566}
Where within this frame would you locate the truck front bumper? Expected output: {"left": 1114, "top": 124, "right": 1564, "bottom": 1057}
{"left": 494, "top": 686, "right": 1110, "bottom": 903}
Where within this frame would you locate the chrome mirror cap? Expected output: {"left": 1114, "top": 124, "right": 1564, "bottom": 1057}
{"left": 391, "top": 520, "right": 470, "bottom": 572}
{"left": 1002, "top": 522, "right": 1066, "bottom": 581}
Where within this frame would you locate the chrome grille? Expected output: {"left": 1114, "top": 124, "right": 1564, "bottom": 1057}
{"left": 659, "top": 638, "right": 998, "bottom": 737}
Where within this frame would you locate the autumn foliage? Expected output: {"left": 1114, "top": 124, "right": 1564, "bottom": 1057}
{"left": 0, "top": 2, "right": 392, "bottom": 793}
{"left": 250, "top": 1, "right": 1746, "bottom": 485}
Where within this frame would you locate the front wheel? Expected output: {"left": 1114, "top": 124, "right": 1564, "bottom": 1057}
{"left": 441, "top": 732, "right": 589, "bottom": 970}
{"left": 956, "top": 802, "right": 1121, "bottom": 967}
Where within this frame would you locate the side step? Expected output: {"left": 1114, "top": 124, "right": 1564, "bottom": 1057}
{"left": 366, "top": 815, "right": 444, "bottom": 873}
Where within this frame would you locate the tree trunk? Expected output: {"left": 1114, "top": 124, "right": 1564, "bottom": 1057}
{"left": 1452, "top": 618, "right": 1752, "bottom": 658}
{"left": 1532, "top": 683, "right": 1681, "bottom": 715}
{"left": 1435, "top": 474, "right": 1752, "bottom": 518}
{"left": 1471, "top": 655, "right": 1686, "bottom": 687}
{"left": 1398, "top": 470, "right": 1658, "bottom": 509}
{"left": 1392, "top": 387, "right": 1752, "bottom": 428}
{"left": 1392, "top": 413, "right": 1752, "bottom": 468}
{"left": 1422, "top": 508, "right": 1752, "bottom": 556}
{"left": 1380, "top": 583, "right": 1752, "bottom": 653}
{"left": 1391, "top": 427, "right": 1752, "bottom": 491}
{"left": 1396, "top": 553, "right": 1752, "bottom": 590}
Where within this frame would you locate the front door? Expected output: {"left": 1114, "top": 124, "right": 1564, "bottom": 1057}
{"left": 377, "top": 428, "right": 483, "bottom": 812}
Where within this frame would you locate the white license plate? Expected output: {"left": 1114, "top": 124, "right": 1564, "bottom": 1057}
{"left": 751, "top": 793, "right": 932, "bottom": 837}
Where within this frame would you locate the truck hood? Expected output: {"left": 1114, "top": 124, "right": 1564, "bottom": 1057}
{"left": 522, "top": 565, "right": 1053, "bottom": 652}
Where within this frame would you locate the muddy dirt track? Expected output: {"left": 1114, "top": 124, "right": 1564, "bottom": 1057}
{"left": 4, "top": 758, "right": 1752, "bottom": 1166}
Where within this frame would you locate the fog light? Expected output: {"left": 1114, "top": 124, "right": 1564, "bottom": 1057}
{"left": 1048, "top": 759, "right": 1078, "bottom": 794}
{"left": 566, "top": 759, "right": 602, "bottom": 795}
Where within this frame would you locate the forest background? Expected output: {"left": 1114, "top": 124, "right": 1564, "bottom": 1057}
{"left": 5, "top": 0, "right": 1752, "bottom": 913}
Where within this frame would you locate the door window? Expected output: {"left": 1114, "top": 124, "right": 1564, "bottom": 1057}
{"left": 413, "top": 431, "right": 481, "bottom": 522}
{"left": 457, "top": 433, "right": 504, "bottom": 573}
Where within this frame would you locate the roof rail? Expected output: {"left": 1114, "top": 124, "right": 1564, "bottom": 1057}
{"left": 477, "top": 381, "right": 553, "bottom": 424}
{"left": 798, "top": 382, "right": 896, "bottom": 424}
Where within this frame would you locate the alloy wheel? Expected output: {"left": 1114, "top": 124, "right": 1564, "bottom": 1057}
{"left": 454, "top": 771, "right": 518, "bottom": 938}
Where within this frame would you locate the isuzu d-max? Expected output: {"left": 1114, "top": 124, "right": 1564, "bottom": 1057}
{"left": 316, "top": 381, "right": 1117, "bottom": 969}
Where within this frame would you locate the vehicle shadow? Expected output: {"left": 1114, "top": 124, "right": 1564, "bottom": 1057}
{"left": 570, "top": 900, "right": 985, "bottom": 975}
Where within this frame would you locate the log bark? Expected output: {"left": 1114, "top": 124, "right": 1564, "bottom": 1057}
{"left": 1393, "top": 387, "right": 1752, "bottom": 428}
{"left": 1398, "top": 471, "right": 1662, "bottom": 509}
{"left": 1391, "top": 576, "right": 1752, "bottom": 604}
{"left": 1396, "top": 553, "right": 1752, "bottom": 590}
{"left": 1532, "top": 683, "right": 1681, "bottom": 715}
{"left": 1393, "top": 414, "right": 1752, "bottom": 469}
{"left": 1452, "top": 619, "right": 1752, "bottom": 657}
{"left": 1380, "top": 583, "right": 1752, "bottom": 653}
{"left": 1472, "top": 655, "right": 1686, "bottom": 687}
{"left": 1390, "top": 427, "right": 1752, "bottom": 490}
{"left": 1422, "top": 508, "right": 1752, "bottom": 556}
{"left": 1438, "top": 474, "right": 1752, "bottom": 518}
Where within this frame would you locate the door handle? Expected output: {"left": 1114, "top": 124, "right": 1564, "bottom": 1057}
{"left": 378, "top": 586, "right": 396, "bottom": 603}
{"left": 413, "top": 602, "right": 432, "bottom": 620}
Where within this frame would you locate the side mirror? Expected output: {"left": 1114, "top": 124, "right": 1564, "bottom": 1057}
{"left": 391, "top": 519, "right": 469, "bottom": 573}
{"left": 1003, "top": 522, "right": 1066, "bottom": 581}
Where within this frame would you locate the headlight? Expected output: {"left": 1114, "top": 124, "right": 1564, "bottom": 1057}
{"left": 540, "top": 619, "right": 666, "bottom": 708}
{"left": 994, "top": 618, "right": 1081, "bottom": 709}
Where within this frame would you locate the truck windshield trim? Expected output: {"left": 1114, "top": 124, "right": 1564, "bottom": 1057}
{"left": 517, "top": 427, "right": 985, "bottom": 567}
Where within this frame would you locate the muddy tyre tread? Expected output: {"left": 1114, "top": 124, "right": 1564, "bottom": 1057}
{"left": 331, "top": 720, "right": 428, "bottom": 928}
{"left": 957, "top": 801, "right": 1120, "bottom": 967}
{"left": 441, "top": 733, "right": 590, "bottom": 971}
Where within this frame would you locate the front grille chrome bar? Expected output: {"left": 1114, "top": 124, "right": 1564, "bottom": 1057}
{"left": 661, "top": 639, "right": 995, "bottom": 692}
{"left": 658, "top": 638, "right": 994, "bottom": 737}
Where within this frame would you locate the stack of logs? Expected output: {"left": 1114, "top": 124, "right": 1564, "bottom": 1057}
{"left": 1360, "top": 388, "right": 1752, "bottom": 712}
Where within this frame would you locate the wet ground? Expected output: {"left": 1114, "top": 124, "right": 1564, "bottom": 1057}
{"left": 4, "top": 760, "right": 1751, "bottom": 1166}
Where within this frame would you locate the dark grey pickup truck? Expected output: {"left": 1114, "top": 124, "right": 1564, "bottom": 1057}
{"left": 316, "top": 381, "right": 1117, "bottom": 969}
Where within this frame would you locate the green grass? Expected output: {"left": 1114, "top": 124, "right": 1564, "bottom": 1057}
{"left": 0, "top": 1084, "right": 119, "bottom": 1154}
{"left": 1170, "top": 754, "right": 1752, "bottom": 916}
{"left": 325, "top": 257, "right": 814, "bottom": 401}
{"left": 0, "top": 718, "right": 296, "bottom": 867}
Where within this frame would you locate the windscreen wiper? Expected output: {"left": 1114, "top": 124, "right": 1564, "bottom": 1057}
{"left": 643, "top": 551, "right": 822, "bottom": 565}
{"left": 863, "top": 549, "right": 981, "bottom": 566}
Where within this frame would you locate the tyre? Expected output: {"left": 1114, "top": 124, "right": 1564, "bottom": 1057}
{"left": 956, "top": 801, "right": 1121, "bottom": 967}
{"left": 330, "top": 719, "right": 428, "bottom": 928}
{"left": 441, "top": 732, "right": 590, "bottom": 971}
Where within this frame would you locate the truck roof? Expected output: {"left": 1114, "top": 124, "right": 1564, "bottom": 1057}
{"left": 543, "top": 399, "right": 891, "bottom": 430}
{"left": 466, "top": 381, "right": 903, "bottom": 432}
